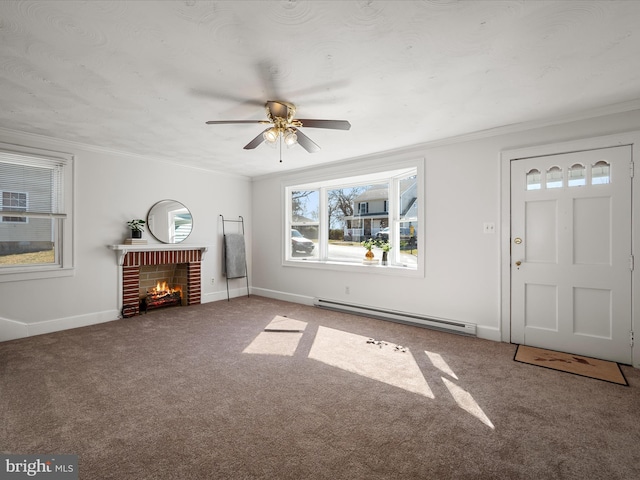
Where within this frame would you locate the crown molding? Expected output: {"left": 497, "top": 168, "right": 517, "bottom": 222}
{"left": 427, "top": 98, "right": 640, "bottom": 148}
{"left": 252, "top": 98, "right": 640, "bottom": 182}
{"left": 0, "top": 126, "right": 250, "bottom": 181}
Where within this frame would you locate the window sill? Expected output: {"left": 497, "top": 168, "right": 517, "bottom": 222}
{"left": 0, "top": 266, "right": 75, "bottom": 283}
{"left": 283, "top": 258, "right": 422, "bottom": 277}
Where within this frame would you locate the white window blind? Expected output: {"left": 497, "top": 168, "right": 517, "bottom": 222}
{"left": 0, "top": 153, "right": 65, "bottom": 219}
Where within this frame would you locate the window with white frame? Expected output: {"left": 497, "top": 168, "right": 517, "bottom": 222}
{"left": 0, "top": 145, "right": 74, "bottom": 280}
{"left": 285, "top": 164, "right": 421, "bottom": 271}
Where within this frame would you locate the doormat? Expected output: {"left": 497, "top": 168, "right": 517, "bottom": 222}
{"left": 514, "top": 345, "right": 628, "bottom": 386}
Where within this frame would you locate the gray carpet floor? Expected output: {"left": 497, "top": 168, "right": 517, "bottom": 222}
{"left": 1, "top": 296, "right": 639, "bottom": 479}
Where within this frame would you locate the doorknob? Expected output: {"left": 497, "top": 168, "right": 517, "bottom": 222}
{"left": 515, "top": 260, "right": 522, "bottom": 267}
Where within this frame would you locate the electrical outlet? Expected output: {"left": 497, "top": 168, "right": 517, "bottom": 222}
{"left": 210, "top": 278, "right": 215, "bottom": 285}
{"left": 483, "top": 222, "right": 496, "bottom": 234}
{"left": 345, "top": 286, "right": 350, "bottom": 295}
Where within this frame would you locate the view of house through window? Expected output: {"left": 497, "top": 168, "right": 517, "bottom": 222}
{"left": 1, "top": 191, "right": 28, "bottom": 223}
{"left": 0, "top": 150, "right": 68, "bottom": 269}
{"left": 286, "top": 167, "right": 419, "bottom": 269}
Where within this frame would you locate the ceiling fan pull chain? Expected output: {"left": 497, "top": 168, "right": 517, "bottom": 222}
{"left": 279, "top": 134, "right": 283, "bottom": 163}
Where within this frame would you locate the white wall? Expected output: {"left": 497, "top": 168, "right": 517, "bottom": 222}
{"left": 3, "top": 108, "right": 640, "bottom": 347}
{"left": 0, "top": 129, "right": 251, "bottom": 341}
{"left": 251, "top": 108, "right": 640, "bottom": 342}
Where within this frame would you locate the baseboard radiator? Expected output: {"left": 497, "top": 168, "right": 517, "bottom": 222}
{"left": 313, "top": 298, "right": 477, "bottom": 337}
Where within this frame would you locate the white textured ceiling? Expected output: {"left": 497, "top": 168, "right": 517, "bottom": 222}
{"left": 1, "top": 0, "right": 640, "bottom": 177}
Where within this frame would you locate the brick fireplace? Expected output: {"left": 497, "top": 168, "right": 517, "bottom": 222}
{"left": 110, "top": 245, "right": 208, "bottom": 318}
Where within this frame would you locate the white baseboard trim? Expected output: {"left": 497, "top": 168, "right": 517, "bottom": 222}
{"left": 1, "top": 294, "right": 505, "bottom": 347}
{"left": 476, "top": 325, "right": 501, "bottom": 342}
{"left": 27, "top": 310, "right": 120, "bottom": 337}
{"left": 201, "top": 287, "right": 251, "bottom": 303}
{"left": 0, "top": 317, "right": 30, "bottom": 342}
{"left": 249, "top": 287, "right": 315, "bottom": 306}
{"left": 0, "top": 310, "right": 120, "bottom": 342}
{"left": 251, "top": 288, "right": 504, "bottom": 341}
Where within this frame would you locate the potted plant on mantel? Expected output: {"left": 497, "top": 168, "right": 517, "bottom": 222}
{"left": 127, "top": 219, "right": 146, "bottom": 239}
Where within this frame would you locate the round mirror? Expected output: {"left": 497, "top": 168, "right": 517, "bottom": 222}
{"left": 147, "top": 200, "right": 193, "bottom": 244}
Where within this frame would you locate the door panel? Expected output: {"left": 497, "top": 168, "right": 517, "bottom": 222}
{"left": 511, "top": 146, "right": 632, "bottom": 363}
{"left": 525, "top": 200, "right": 557, "bottom": 263}
{"left": 573, "top": 287, "right": 611, "bottom": 338}
{"left": 525, "top": 284, "right": 557, "bottom": 331}
{"left": 573, "top": 196, "right": 611, "bottom": 265}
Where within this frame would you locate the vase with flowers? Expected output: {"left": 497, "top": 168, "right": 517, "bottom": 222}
{"left": 361, "top": 238, "right": 376, "bottom": 260}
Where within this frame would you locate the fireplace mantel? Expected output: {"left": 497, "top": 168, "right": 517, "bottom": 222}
{"left": 109, "top": 244, "right": 209, "bottom": 266}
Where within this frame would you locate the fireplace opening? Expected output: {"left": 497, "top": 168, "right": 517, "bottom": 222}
{"left": 141, "top": 281, "right": 183, "bottom": 312}
{"left": 138, "top": 263, "right": 188, "bottom": 313}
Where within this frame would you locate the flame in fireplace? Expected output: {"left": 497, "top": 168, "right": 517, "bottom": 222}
{"left": 148, "top": 281, "right": 182, "bottom": 300}
{"left": 143, "top": 280, "right": 183, "bottom": 311}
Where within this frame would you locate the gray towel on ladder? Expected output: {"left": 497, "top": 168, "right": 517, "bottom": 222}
{"left": 224, "top": 234, "right": 246, "bottom": 279}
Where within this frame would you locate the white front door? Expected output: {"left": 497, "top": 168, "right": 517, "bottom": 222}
{"left": 511, "top": 146, "right": 632, "bottom": 363}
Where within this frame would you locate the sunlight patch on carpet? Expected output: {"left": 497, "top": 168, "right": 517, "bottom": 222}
{"left": 425, "top": 350, "right": 458, "bottom": 380}
{"left": 308, "top": 326, "right": 434, "bottom": 398}
{"left": 243, "top": 331, "right": 303, "bottom": 356}
{"left": 242, "top": 316, "right": 307, "bottom": 356}
{"left": 263, "top": 315, "right": 307, "bottom": 332}
{"left": 442, "top": 377, "right": 495, "bottom": 429}
{"left": 243, "top": 320, "right": 495, "bottom": 428}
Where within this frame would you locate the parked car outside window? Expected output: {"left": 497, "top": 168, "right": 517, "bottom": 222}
{"left": 375, "top": 226, "right": 417, "bottom": 242}
{"left": 375, "top": 227, "right": 390, "bottom": 241}
{"left": 291, "top": 229, "right": 315, "bottom": 254}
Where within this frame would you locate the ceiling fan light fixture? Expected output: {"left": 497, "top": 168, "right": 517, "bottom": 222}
{"left": 207, "top": 100, "right": 350, "bottom": 155}
{"left": 283, "top": 128, "right": 298, "bottom": 147}
{"left": 263, "top": 127, "right": 279, "bottom": 144}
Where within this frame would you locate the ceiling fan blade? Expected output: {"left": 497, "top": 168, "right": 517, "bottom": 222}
{"left": 294, "top": 129, "right": 321, "bottom": 153}
{"left": 295, "top": 119, "right": 351, "bottom": 130}
{"left": 206, "top": 120, "right": 266, "bottom": 125}
{"left": 243, "top": 129, "right": 270, "bottom": 150}
{"left": 266, "top": 101, "right": 290, "bottom": 119}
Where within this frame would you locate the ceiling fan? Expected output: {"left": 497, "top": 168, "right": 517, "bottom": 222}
{"left": 206, "top": 100, "right": 351, "bottom": 154}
